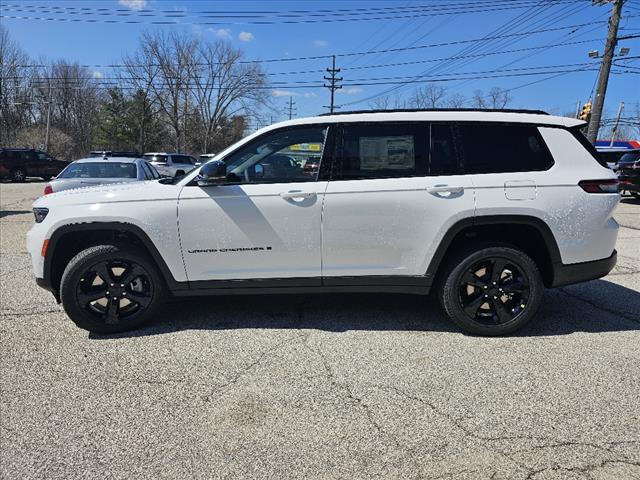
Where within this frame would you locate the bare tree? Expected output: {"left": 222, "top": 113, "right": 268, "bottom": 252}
{"left": 122, "top": 31, "right": 267, "bottom": 153}
{"left": 486, "top": 87, "right": 512, "bottom": 109}
{"left": 369, "top": 96, "right": 391, "bottom": 110}
{"left": 410, "top": 84, "right": 447, "bottom": 108}
{"left": 0, "top": 26, "right": 33, "bottom": 145}
{"left": 191, "top": 40, "right": 267, "bottom": 153}
{"left": 447, "top": 93, "right": 466, "bottom": 108}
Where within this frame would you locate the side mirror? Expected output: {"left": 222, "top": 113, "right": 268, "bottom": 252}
{"left": 197, "top": 160, "right": 227, "bottom": 186}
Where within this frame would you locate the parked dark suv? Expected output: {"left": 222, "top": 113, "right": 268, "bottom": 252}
{"left": 0, "top": 148, "right": 69, "bottom": 182}
{"left": 615, "top": 150, "right": 640, "bottom": 199}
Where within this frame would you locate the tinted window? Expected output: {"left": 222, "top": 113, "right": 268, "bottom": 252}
{"left": 58, "top": 162, "right": 137, "bottom": 179}
{"left": 337, "top": 123, "right": 427, "bottom": 180}
{"left": 223, "top": 126, "right": 328, "bottom": 184}
{"left": 458, "top": 123, "right": 554, "bottom": 174}
{"left": 430, "top": 123, "right": 460, "bottom": 176}
{"left": 139, "top": 162, "right": 152, "bottom": 179}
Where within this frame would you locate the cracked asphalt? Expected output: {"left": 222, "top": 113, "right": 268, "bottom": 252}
{"left": 1, "top": 181, "right": 639, "bottom": 480}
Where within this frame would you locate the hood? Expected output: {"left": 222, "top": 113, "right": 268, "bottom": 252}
{"left": 33, "top": 179, "right": 182, "bottom": 208}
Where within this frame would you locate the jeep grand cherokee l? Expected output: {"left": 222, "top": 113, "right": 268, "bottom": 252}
{"left": 27, "top": 109, "right": 619, "bottom": 335}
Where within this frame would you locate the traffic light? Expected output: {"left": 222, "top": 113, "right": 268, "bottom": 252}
{"left": 579, "top": 101, "right": 592, "bottom": 121}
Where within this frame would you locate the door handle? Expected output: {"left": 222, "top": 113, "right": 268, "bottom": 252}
{"left": 427, "top": 185, "right": 464, "bottom": 194}
{"left": 280, "top": 190, "right": 315, "bottom": 199}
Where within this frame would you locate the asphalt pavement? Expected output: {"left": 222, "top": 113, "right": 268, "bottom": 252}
{"left": 1, "top": 180, "right": 639, "bottom": 480}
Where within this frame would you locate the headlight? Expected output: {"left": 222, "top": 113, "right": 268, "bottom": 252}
{"left": 33, "top": 208, "right": 49, "bottom": 223}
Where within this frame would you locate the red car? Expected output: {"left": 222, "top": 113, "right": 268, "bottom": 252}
{"left": 0, "top": 148, "right": 69, "bottom": 182}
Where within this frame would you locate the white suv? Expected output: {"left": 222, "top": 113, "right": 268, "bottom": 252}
{"left": 27, "top": 110, "right": 620, "bottom": 335}
{"left": 143, "top": 152, "right": 197, "bottom": 178}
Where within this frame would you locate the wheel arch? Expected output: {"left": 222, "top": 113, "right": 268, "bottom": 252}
{"left": 43, "top": 222, "right": 184, "bottom": 295}
{"left": 426, "top": 215, "right": 561, "bottom": 288}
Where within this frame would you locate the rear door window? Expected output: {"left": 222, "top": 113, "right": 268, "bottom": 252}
{"left": 429, "top": 123, "right": 461, "bottom": 176}
{"left": 336, "top": 123, "right": 428, "bottom": 180}
{"left": 458, "top": 123, "right": 554, "bottom": 174}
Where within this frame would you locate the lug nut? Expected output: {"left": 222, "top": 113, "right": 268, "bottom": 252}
{"left": 120, "top": 284, "right": 124, "bottom": 288}
{"left": 122, "top": 292, "right": 127, "bottom": 296}
{"left": 106, "top": 291, "right": 110, "bottom": 295}
{"left": 110, "top": 283, "right": 114, "bottom": 287}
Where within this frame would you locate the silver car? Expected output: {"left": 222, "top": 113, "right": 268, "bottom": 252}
{"left": 43, "top": 157, "right": 160, "bottom": 195}
{"left": 143, "top": 152, "right": 197, "bottom": 178}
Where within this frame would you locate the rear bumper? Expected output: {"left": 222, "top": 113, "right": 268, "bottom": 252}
{"left": 551, "top": 250, "right": 617, "bottom": 288}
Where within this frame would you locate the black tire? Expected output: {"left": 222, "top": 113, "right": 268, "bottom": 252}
{"left": 632, "top": 192, "right": 640, "bottom": 199}
{"left": 438, "top": 243, "right": 544, "bottom": 336}
{"left": 175, "top": 170, "right": 185, "bottom": 177}
{"left": 60, "top": 244, "right": 165, "bottom": 333}
{"left": 42, "top": 175, "right": 52, "bottom": 181}
{"left": 11, "top": 168, "right": 26, "bottom": 182}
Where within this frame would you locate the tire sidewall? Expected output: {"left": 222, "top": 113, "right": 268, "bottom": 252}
{"left": 60, "top": 244, "right": 165, "bottom": 333}
{"left": 440, "top": 245, "right": 544, "bottom": 336}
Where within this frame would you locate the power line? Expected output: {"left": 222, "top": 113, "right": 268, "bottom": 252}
{"left": 2, "top": 20, "right": 613, "bottom": 70}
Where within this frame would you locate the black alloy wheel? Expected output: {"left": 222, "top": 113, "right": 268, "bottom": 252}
{"left": 438, "top": 244, "right": 543, "bottom": 336}
{"left": 60, "top": 244, "right": 165, "bottom": 333}
{"left": 76, "top": 259, "right": 153, "bottom": 325}
{"left": 458, "top": 257, "right": 530, "bottom": 326}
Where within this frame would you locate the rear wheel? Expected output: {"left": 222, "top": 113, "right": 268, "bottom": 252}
{"left": 11, "top": 168, "right": 26, "bottom": 182}
{"left": 60, "top": 244, "right": 165, "bottom": 333}
{"left": 438, "top": 244, "right": 543, "bottom": 336}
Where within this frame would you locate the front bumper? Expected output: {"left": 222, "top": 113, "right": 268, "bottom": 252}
{"left": 551, "top": 250, "right": 617, "bottom": 288}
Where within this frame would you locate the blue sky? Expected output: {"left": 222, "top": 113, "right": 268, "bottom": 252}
{"left": 2, "top": 0, "right": 639, "bottom": 121}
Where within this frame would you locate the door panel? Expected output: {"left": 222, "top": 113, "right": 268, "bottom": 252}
{"left": 178, "top": 182, "right": 326, "bottom": 281}
{"left": 177, "top": 124, "right": 332, "bottom": 282}
{"left": 322, "top": 176, "right": 474, "bottom": 278}
{"left": 321, "top": 122, "right": 475, "bottom": 279}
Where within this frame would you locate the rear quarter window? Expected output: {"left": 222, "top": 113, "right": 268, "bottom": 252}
{"left": 458, "top": 123, "right": 554, "bottom": 174}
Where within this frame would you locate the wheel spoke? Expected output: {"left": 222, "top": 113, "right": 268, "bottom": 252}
{"left": 461, "top": 271, "right": 487, "bottom": 289}
{"left": 105, "top": 298, "right": 119, "bottom": 324}
{"left": 94, "top": 263, "right": 115, "bottom": 285}
{"left": 501, "top": 280, "right": 528, "bottom": 294}
{"left": 120, "top": 264, "right": 146, "bottom": 285}
{"left": 126, "top": 290, "right": 152, "bottom": 308}
{"left": 462, "top": 294, "right": 485, "bottom": 317}
{"left": 492, "top": 298, "right": 513, "bottom": 323}
{"left": 490, "top": 258, "right": 509, "bottom": 283}
{"left": 77, "top": 288, "right": 107, "bottom": 305}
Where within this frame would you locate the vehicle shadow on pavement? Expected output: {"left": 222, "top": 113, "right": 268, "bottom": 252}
{"left": 620, "top": 196, "right": 640, "bottom": 205}
{"left": 0, "top": 210, "right": 31, "bottom": 219}
{"left": 89, "top": 279, "right": 639, "bottom": 339}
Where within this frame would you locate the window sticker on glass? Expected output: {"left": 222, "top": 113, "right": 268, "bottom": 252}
{"left": 358, "top": 136, "right": 415, "bottom": 170}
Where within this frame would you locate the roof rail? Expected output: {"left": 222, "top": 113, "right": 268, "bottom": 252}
{"left": 318, "top": 108, "right": 549, "bottom": 116}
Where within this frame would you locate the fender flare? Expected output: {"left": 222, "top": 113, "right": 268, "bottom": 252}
{"left": 43, "top": 221, "right": 185, "bottom": 292}
{"left": 425, "top": 214, "right": 562, "bottom": 279}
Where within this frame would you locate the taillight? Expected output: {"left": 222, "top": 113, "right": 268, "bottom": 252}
{"left": 43, "top": 184, "right": 53, "bottom": 195}
{"left": 578, "top": 179, "right": 619, "bottom": 193}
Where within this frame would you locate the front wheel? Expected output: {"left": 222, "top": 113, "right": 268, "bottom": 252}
{"left": 60, "top": 244, "right": 165, "bottom": 333}
{"left": 438, "top": 244, "right": 544, "bottom": 336}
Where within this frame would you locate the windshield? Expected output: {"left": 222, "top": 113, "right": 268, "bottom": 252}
{"left": 58, "top": 162, "right": 137, "bottom": 179}
{"left": 144, "top": 154, "right": 168, "bottom": 163}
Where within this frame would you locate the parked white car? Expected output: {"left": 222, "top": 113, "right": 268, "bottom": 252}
{"left": 43, "top": 157, "right": 160, "bottom": 195}
{"left": 143, "top": 152, "right": 197, "bottom": 177}
{"left": 28, "top": 109, "right": 619, "bottom": 335}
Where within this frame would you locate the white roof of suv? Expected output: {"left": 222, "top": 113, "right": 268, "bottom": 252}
{"left": 274, "top": 109, "right": 584, "bottom": 129}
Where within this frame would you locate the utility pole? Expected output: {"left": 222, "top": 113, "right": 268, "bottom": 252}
{"left": 609, "top": 101, "right": 625, "bottom": 147}
{"left": 587, "top": 0, "right": 624, "bottom": 143}
{"left": 44, "top": 76, "right": 53, "bottom": 153}
{"left": 575, "top": 100, "right": 582, "bottom": 119}
{"left": 323, "top": 55, "right": 342, "bottom": 114}
{"left": 287, "top": 96, "right": 296, "bottom": 120}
